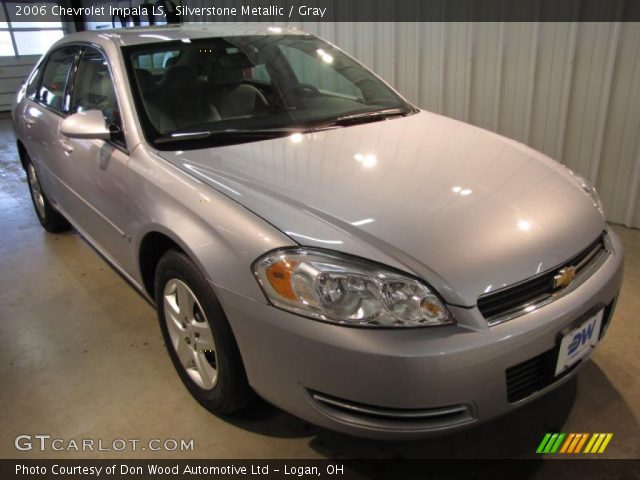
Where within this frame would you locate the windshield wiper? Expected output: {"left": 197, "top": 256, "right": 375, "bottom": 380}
{"left": 154, "top": 110, "right": 415, "bottom": 145}
{"left": 154, "top": 127, "right": 300, "bottom": 145}
{"left": 313, "top": 108, "right": 414, "bottom": 129}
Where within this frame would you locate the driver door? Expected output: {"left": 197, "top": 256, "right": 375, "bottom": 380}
{"left": 57, "top": 46, "right": 133, "bottom": 272}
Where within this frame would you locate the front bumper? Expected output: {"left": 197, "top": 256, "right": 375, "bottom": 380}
{"left": 215, "top": 230, "right": 623, "bottom": 439}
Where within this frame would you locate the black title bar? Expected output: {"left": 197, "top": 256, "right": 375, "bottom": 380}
{"left": 5, "top": 0, "right": 640, "bottom": 24}
{"left": 3, "top": 459, "right": 640, "bottom": 480}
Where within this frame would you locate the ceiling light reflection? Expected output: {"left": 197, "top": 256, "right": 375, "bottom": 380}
{"left": 354, "top": 153, "right": 377, "bottom": 168}
{"left": 452, "top": 186, "right": 472, "bottom": 196}
{"left": 139, "top": 34, "right": 172, "bottom": 41}
{"left": 351, "top": 218, "right": 375, "bottom": 226}
{"left": 316, "top": 49, "right": 334, "bottom": 64}
{"left": 518, "top": 220, "right": 531, "bottom": 231}
{"left": 285, "top": 232, "right": 343, "bottom": 244}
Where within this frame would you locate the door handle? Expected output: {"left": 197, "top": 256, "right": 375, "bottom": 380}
{"left": 24, "top": 117, "right": 36, "bottom": 127}
{"left": 59, "top": 139, "right": 74, "bottom": 154}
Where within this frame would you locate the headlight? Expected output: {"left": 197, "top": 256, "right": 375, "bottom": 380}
{"left": 567, "top": 169, "right": 604, "bottom": 217}
{"left": 252, "top": 248, "right": 454, "bottom": 328}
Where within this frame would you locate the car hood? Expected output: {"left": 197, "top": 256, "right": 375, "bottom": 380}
{"left": 157, "top": 111, "right": 605, "bottom": 306}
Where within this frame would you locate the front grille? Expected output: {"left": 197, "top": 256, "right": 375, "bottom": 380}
{"left": 506, "top": 299, "right": 616, "bottom": 403}
{"left": 310, "top": 391, "right": 474, "bottom": 430}
{"left": 478, "top": 232, "right": 608, "bottom": 323}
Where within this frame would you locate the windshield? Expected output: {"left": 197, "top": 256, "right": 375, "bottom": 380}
{"left": 123, "top": 34, "right": 416, "bottom": 150}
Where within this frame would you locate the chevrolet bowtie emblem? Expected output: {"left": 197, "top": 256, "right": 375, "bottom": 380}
{"left": 553, "top": 266, "right": 576, "bottom": 289}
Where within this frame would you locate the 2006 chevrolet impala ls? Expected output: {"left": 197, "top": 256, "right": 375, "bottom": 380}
{"left": 12, "top": 25, "right": 623, "bottom": 439}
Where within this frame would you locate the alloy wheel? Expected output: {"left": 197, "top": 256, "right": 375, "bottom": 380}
{"left": 163, "top": 278, "right": 218, "bottom": 390}
{"left": 27, "top": 163, "right": 46, "bottom": 219}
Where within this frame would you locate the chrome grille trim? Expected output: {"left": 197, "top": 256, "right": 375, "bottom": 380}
{"left": 480, "top": 231, "right": 612, "bottom": 327}
{"left": 312, "top": 392, "right": 468, "bottom": 420}
{"left": 309, "top": 391, "right": 475, "bottom": 431}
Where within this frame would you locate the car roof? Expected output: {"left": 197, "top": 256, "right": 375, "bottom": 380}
{"left": 57, "top": 23, "right": 305, "bottom": 48}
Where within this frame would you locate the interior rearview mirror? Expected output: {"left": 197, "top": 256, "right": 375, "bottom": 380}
{"left": 60, "top": 110, "right": 111, "bottom": 140}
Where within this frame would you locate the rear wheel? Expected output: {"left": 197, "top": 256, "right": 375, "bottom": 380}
{"left": 25, "top": 157, "right": 69, "bottom": 232}
{"left": 155, "top": 249, "right": 253, "bottom": 414}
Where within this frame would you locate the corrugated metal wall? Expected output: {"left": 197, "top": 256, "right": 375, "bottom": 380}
{"left": 269, "top": 21, "right": 640, "bottom": 228}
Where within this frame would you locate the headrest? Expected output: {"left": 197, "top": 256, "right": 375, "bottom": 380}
{"left": 217, "top": 52, "right": 255, "bottom": 69}
{"left": 208, "top": 64, "right": 243, "bottom": 86}
{"left": 160, "top": 65, "right": 198, "bottom": 89}
{"left": 135, "top": 68, "right": 157, "bottom": 93}
{"left": 207, "top": 53, "right": 255, "bottom": 86}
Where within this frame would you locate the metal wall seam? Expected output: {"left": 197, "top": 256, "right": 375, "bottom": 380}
{"left": 555, "top": 21, "right": 579, "bottom": 162}
{"left": 590, "top": 21, "right": 622, "bottom": 185}
{"left": 524, "top": 21, "right": 540, "bottom": 145}
{"left": 492, "top": 22, "right": 505, "bottom": 131}
{"left": 464, "top": 22, "right": 474, "bottom": 122}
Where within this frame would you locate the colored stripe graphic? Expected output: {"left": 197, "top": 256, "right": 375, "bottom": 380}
{"left": 536, "top": 433, "right": 552, "bottom": 454}
{"left": 574, "top": 433, "right": 589, "bottom": 453}
{"left": 538, "top": 433, "right": 613, "bottom": 454}
{"left": 544, "top": 433, "right": 559, "bottom": 453}
{"left": 584, "top": 433, "right": 598, "bottom": 453}
{"left": 549, "top": 433, "right": 565, "bottom": 453}
{"left": 567, "top": 433, "right": 582, "bottom": 453}
{"left": 559, "top": 433, "right": 574, "bottom": 453}
{"left": 584, "top": 433, "right": 614, "bottom": 454}
{"left": 598, "top": 433, "right": 613, "bottom": 453}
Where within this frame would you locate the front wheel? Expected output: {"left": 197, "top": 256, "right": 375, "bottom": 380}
{"left": 25, "top": 157, "right": 69, "bottom": 232}
{"left": 155, "top": 249, "right": 253, "bottom": 414}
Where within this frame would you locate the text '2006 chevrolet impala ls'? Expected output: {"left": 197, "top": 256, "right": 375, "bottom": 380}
{"left": 12, "top": 24, "right": 623, "bottom": 439}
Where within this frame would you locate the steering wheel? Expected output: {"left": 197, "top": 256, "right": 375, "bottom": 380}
{"left": 274, "top": 83, "right": 321, "bottom": 109}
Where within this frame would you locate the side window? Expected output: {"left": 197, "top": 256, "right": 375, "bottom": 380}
{"left": 251, "top": 64, "right": 272, "bottom": 84}
{"left": 71, "top": 48, "right": 124, "bottom": 146}
{"left": 278, "top": 44, "right": 361, "bottom": 99}
{"left": 135, "top": 50, "right": 180, "bottom": 75}
{"left": 37, "top": 46, "right": 78, "bottom": 112}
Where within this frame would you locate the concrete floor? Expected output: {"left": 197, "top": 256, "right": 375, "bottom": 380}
{"left": 0, "top": 115, "right": 638, "bottom": 461}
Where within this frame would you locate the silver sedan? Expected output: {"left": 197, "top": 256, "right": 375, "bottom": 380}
{"left": 12, "top": 24, "right": 623, "bottom": 439}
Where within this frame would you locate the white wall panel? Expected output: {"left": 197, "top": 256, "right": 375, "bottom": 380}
{"left": 598, "top": 21, "right": 640, "bottom": 227}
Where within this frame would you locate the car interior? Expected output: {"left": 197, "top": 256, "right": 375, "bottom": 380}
{"left": 132, "top": 47, "right": 279, "bottom": 133}
{"left": 126, "top": 36, "right": 409, "bottom": 141}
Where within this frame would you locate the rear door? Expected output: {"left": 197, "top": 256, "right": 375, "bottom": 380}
{"left": 21, "top": 45, "right": 80, "bottom": 207}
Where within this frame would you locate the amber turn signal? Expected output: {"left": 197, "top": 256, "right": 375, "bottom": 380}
{"left": 266, "top": 260, "right": 298, "bottom": 301}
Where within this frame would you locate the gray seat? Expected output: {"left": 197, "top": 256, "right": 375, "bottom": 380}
{"left": 207, "top": 55, "right": 268, "bottom": 119}
{"left": 153, "top": 65, "right": 221, "bottom": 133}
{"left": 135, "top": 68, "right": 158, "bottom": 96}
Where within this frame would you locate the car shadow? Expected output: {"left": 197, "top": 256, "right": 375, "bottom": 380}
{"left": 220, "top": 359, "right": 638, "bottom": 461}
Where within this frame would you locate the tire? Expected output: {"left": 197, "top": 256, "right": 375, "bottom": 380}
{"left": 24, "top": 156, "right": 70, "bottom": 233}
{"left": 155, "top": 249, "right": 253, "bottom": 414}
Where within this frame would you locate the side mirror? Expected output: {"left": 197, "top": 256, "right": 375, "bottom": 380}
{"left": 60, "top": 110, "right": 111, "bottom": 140}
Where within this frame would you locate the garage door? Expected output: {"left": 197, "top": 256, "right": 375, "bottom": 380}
{"left": 0, "top": 1, "right": 64, "bottom": 111}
